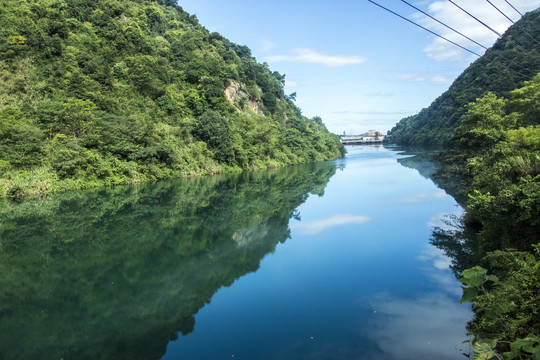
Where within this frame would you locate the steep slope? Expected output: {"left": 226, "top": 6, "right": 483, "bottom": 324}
{"left": 0, "top": 0, "right": 344, "bottom": 197}
{"left": 387, "top": 8, "right": 540, "bottom": 146}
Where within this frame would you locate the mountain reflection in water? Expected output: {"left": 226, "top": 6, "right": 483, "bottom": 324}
{"left": 0, "top": 163, "right": 336, "bottom": 360}
{"left": 0, "top": 146, "right": 473, "bottom": 360}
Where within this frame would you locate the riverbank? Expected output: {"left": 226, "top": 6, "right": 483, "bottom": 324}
{"left": 0, "top": 150, "right": 344, "bottom": 199}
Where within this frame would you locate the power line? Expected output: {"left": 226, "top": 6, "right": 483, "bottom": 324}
{"left": 504, "top": 0, "right": 523, "bottom": 17}
{"left": 448, "top": 0, "right": 503, "bottom": 37}
{"left": 488, "top": 2, "right": 540, "bottom": 47}
{"left": 450, "top": 0, "right": 537, "bottom": 48}
{"left": 401, "top": 0, "right": 488, "bottom": 50}
{"left": 367, "top": 0, "right": 482, "bottom": 57}
{"left": 368, "top": 0, "right": 539, "bottom": 83}
{"left": 486, "top": 0, "right": 514, "bottom": 24}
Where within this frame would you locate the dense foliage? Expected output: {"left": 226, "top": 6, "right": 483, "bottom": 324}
{"left": 459, "top": 250, "right": 540, "bottom": 360}
{"left": 0, "top": 0, "right": 344, "bottom": 198}
{"left": 456, "top": 74, "right": 540, "bottom": 254}
{"left": 434, "top": 74, "right": 540, "bottom": 359}
{"left": 387, "top": 9, "right": 540, "bottom": 147}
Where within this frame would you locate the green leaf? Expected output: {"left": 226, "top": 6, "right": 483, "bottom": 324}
{"left": 460, "top": 266, "right": 488, "bottom": 287}
{"left": 486, "top": 274, "right": 500, "bottom": 285}
{"left": 504, "top": 337, "right": 540, "bottom": 360}
{"left": 472, "top": 340, "right": 499, "bottom": 360}
{"left": 459, "top": 286, "right": 479, "bottom": 303}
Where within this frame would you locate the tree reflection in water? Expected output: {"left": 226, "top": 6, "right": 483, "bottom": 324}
{"left": 430, "top": 214, "right": 483, "bottom": 278}
{"left": 0, "top": 163, "right": 336, "bottom": 360}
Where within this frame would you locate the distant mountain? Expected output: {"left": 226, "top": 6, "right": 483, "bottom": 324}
{"left": 0, "top": 0, "right": 344, "bottom": 198}
{"left": 387, "top": 8, "right": 540, "bottom": 147}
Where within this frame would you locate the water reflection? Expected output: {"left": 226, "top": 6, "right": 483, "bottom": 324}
{"left": 392, "top": 147, "right": 481, "bottom": 276}
{"left": 368, "top": 244, "right": 471, "bottom": 360}
{"left": 364, "top": 147, "right": 473, "bottom": 359}
{"left": 430, "top": 214, "right": 483, "bottom": 277}
{"left": 369, "top": 291, "right": 471, "bottom": 360}
{"left": 162, "top": 146, "right": 472, "bottom": 360}
{"left": 395, "top": 147, "right": 468, "bottom": 205}
{"left": 0, "top": 163, "right": 336, "bottom": 360}
{"left": 291, "top": 214, "right": 371, "bottom": 234}
{"left": 0, "top": 146, "right": 475, "bottom": 360}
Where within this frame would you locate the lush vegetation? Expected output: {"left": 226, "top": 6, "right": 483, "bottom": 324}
{"left": 459, "top": 251, "right": 540, "bottom": 360}
{"left": 432, "top": 74, "right": 540, "bottom": 359}
{"left": 0, "top": 0, "right": 344, "bottom": 198}
{"left": 387, "top": 9, "right": 540, "bottom": 147}
{"left": 454, "top": 74, "right": 540, "bottom": 254}
{"left": 0, "top": 162, "right": 336, "bottom": 359}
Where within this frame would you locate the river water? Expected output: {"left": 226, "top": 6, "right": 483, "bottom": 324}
{"left": 0, "top": 145, "right": 471, "bottom": 360}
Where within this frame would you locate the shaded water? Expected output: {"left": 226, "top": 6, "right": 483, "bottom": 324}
{"left": 0, "top": 146, "right": 471, "bottom": 360}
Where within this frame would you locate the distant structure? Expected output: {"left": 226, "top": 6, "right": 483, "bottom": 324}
{"left": 339, "top": 130, "right": 385, "bottom": 145}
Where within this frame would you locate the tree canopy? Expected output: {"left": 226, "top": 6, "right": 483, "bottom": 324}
{"left": 0, "top": 0, "right": 344, "bottom": 198}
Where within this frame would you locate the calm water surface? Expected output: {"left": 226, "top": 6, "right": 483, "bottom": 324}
{"left": 0, "top": 146, "right": 471, "bottom": 360}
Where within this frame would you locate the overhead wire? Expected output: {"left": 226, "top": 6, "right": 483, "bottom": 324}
{"left": 400, "top": 0, "right": 488, "bottom": 50}
{"left": 482, "top": 0, "right": 540, "bottom": 47}
{"left": 367, "top": 0, "right": 482, "bottom": 57}
{"left": 504, "top": 0, "right": 523, "bottom": 16}
{"left": 367, "top": 0, "right": 539, "bottom": 83}
{"left": 486, "top": 0, "right": 515, "bottom": 24}
{"left": 487, "top": 1, "right": 540, "bottom": 46}
{"left": 448, "top": 0, "right": 503, "bottom": 37}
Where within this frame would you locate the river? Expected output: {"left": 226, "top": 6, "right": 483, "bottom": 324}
{"left": 0, "top": 145, "right": 472, "bottom": 360}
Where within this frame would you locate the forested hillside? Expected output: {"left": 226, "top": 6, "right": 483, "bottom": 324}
{"left": 0, "top": 0, "right": 344, "bottom": 198}
{"left": 433, "top": 74, "right": 540, "bottom": 359}
{"left": 387, "top": 8, "right": 540, "bottom": 146}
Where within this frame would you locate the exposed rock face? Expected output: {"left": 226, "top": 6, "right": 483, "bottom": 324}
{"left": 224, "top": 80, "right": 263, "bottom": 115}
{"left": 232, "top": 221, "right": 269, "bottom": 247}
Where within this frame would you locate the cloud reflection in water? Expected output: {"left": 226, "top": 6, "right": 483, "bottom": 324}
{"left": 367, "top": 245, "right": 472, "bottom": 360}
{"left": 291, "top": 214, "right": 371, "bottom": 235}
{"left": 396, "top": 189, "right": 448, "bottom": 204}
{"left": 368, "top": 293, "right": 471, "bottom": 360}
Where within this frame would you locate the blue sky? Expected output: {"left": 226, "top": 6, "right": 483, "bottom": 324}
{"left": 179, "top": 0, "right": 540, "bottom": 135}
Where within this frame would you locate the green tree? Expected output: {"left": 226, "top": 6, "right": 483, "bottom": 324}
{"left": 455, "top": 92, "right": 514, "bottom": 151}
{"left": 56, "top": 98, "right": 99, "bottom": 139}
{"left": 0, "top": 107, "right": 44, "bottom": 167}
{"left": 192, "top": 110, "right": 234, "bottom": 164}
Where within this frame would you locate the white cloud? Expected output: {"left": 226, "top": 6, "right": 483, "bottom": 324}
{"left": 430, "top": 75, "right": 453, "bottom": 85}
{"left": 265, "top": 48, "right": 366, "bottom": 67}
{"left": 424, "top": 37, "right": 473, "bottom": 61}
{"left": 391, "top": 72, "right": 453, "bottom": 85}
{"left": 291, "top": 214, "right": 371, "bottom": 235}
{"left": 418, "top": 0, "right": 540, "bottom": 61}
